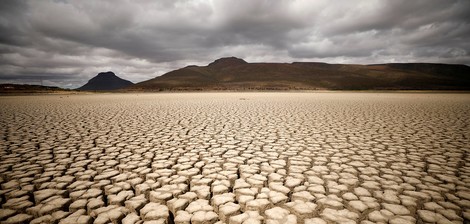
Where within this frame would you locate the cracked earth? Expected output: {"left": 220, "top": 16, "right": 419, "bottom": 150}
{"left": 0, "top": 92, "right": 469, "bottom": 224}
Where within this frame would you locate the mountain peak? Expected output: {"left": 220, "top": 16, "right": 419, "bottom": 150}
{"left": 95, "top": 71, "right": 117, "bottom": 78}
{"left": 78, "top": 71, "right": 133, "bottom": 91}
{"left": 208, "top": 57, "right": 247, "bottom": 69}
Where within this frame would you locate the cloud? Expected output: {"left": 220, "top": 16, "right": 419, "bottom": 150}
{"left": 0, "top": 0, "right": 469, "bottom": 88}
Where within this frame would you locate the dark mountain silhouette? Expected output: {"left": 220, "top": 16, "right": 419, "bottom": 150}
{"left": 78, "top": 71, "right": 133, "bottom": 91}
{"left": 128, "top": 57, "right": 470, "bottom": 91}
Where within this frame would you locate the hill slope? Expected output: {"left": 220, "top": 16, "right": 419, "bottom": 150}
{"left": 129, "top": 57, "right": 470, "bottom": 90}
{"left": 78, "top": 71, "right": 133, "bottom": 91}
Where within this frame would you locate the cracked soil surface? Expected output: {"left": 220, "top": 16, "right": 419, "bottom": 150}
{"left": 0, "top": 92, "right": 469, "bottom": 224}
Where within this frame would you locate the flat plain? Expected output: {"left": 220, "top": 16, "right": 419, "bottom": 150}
{"left": 0, "top": 92, "right": 469, "bottom": 224}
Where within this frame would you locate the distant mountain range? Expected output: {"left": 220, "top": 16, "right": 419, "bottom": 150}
{"left": 78, "top": 71, "right": 133, "bottom": 91}
{"left": 73, "top": 57, "right": 470, "bottom": 91}
{"left": 0, "top": 84, "right": 66, "bottom": 94}
{"left": 126, "top": 57, "right": 470, "bottom": 91}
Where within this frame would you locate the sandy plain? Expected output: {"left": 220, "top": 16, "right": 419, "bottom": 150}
{"left": 0, "top": 92, "right": 469, "bottom": 224}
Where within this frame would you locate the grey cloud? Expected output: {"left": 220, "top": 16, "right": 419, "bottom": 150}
{"left": 318, "top": 0, "right": 469, "bottom": 35}
{"left": 0, "top": 0, "right": 469, "bottom": 88}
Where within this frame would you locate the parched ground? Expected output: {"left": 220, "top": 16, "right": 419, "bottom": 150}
{"left": 0, "top": 92, "right": 469, "bottom": 224}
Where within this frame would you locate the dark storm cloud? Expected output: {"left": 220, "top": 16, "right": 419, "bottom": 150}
{"left": 0, "top": 0, "right": 469, "bottom": 88}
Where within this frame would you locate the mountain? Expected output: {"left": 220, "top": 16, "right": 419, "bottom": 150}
{"left": 128, "top": 57, "right": 470, "bottom": 91}
{"left": 78, "top": 71, "right": 133, "bottom": 91}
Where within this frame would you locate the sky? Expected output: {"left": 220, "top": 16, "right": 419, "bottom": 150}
{"left": 0, "top": 0, "right": 469, "bottom": 88}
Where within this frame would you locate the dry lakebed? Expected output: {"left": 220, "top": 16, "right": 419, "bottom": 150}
{"left": 0, "top": 92, "right": 469, "bottom": 224}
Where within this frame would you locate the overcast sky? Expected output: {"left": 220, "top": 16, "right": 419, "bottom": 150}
{"left": 1, "top": 0, "right": 469, "bottom": 88}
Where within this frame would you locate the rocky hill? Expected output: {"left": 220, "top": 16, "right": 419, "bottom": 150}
{"left": 128, "top": 57, "right": 470, "bottom": 91}
{"left": 78, "top": 72, "right": 133, "bottom": 91}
